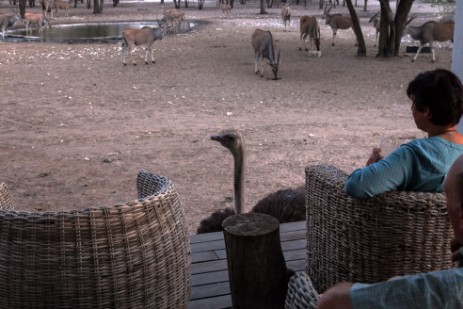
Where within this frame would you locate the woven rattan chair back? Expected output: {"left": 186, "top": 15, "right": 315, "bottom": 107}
{"left": 305, "top": 164, "right": 453, "bottom": 293}
{"left": 0, "top": 172, "right": 191, "bottom": 308}
{"left": 0, "top": 182, "right": 13, "bottom": 210}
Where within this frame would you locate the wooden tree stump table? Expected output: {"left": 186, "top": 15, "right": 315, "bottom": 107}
{"left": 223, "top": 213, "right": 294, "bottom": 309}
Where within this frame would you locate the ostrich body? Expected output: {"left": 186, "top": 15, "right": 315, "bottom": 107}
{"left": 196, "top": 129, "right": 305, "bottom": 234}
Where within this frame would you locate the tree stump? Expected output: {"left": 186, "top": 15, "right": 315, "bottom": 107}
{"left": 223, "top": 213, "right": 293, "bottom": 309}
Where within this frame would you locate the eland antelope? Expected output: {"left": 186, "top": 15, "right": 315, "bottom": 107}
{"left": 251, "top": 29, "right": 280, "bottom": 80}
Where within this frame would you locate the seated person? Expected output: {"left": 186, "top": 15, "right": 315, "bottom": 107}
{"left": 345, "top": 69, "right": 463, "bottom": 198}
{"left": 317, "top": 154, "right": 463, "bottom": 309}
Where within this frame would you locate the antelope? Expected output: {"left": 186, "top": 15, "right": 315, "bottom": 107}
{"left": 369, "top": 12, "right": 380, "bottom": 47}
{"left": 162, "top": 7, "right": 185, "bottom": 34}
{"left": 405, "top": 20, "right": 454, "bottom": 62}
{"left": 221, "top": 3, "right": 232, "bottom": 16}
{"left": 121, "top": 21, "right": 169, "bottom": 66}
{"left": 322, "top": 5, "right": 353, "bottom": 46}
{"left": 299, "top": 15, "right": 321, "bottom": 57}
{"left": 53, "top": 0, "right": 71, "bottom": 17}
{"left": 251, "top": 29, "right": 280, "bottom": 80}
{"left": 280, "top": 1, "right": 291, "bottom": 31}
{"left": 0, "top": 12, "right": 20, "bottom": 37}
{"left": 40, "top": 0, "right": 55, "bottom": 18}
{"left": 23, "top": 12, "right": 51, "bottom": 35}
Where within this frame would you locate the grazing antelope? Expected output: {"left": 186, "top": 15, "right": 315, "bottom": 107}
{"left": 322, "top": 5, "right": 353, "bottom": 46}
{"left": 23, "top": 12, "right": 51, "bottom": 35}
{"left": 280, "top": 2, "right": 291, "bottom": 31}
{"left": 369, "top": 12, "right": 380, "bottom": 47}
{"left": 251, "top": 29, "right": 280, "bottom": 80}
{"left": 299, "top": 15, "right": 321, "bottom": 57}
{"left": 405, "top": 20, "right": 454, "bottom": 62}
{"left": 121, "top": 21, "right": 169, "bottom": 66}
{"left": 53, "top": 0, "right": 71, "bottom": 17}
{"left": 0, "top": 12, "right": 20, "bottom": 37}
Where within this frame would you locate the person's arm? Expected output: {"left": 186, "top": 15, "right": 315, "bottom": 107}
{"left": 345, "top": 145, "right": 415, "bottom": 199}
{"left": 317, "top": 282, "right": 354, "bottom": 309}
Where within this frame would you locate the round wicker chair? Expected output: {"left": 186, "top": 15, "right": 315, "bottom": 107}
{"left": 305, "top": 164, "right": 453, "bottom": 293}
{"left": 0, "top": 171, "right": 191, "bottom": 309}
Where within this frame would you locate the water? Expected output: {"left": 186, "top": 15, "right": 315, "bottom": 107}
{"left": 5, "top": 20, "right": 200, "bottom": 43}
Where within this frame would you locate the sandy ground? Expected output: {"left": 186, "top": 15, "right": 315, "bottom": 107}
{"left": 0, "top": 0, "right": 454, "bottom": 234}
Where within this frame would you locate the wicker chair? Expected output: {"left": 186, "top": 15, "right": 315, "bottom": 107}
{"left": 305, "top": 164, "right": 454, "bottom": 293}
{"left": 0, "top": 182, "right": 13, "bottom": 210}
{"left": 0, "top": 171, "right": 191, "bottom": 309}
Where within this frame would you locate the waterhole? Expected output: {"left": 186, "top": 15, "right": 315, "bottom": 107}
{"left": 5, "top": 20, "right": 201, "bottom": 43}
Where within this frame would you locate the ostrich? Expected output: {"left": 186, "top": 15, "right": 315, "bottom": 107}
{"left": 196, "top": 129, "right": 305, "bottom": 234}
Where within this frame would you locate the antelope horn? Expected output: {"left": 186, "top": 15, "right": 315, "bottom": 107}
{"left": 369, "top": 11, "right": 379, "bottom": 23}
{"left": 405, "top": 14, "right": 417, "bottom": 26}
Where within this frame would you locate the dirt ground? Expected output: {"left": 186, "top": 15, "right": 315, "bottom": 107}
{"left": 0, "top": 1, "right": 453, "bottom": 234}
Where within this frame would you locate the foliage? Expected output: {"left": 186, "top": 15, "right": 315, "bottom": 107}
{"left": 419, "top": 0, "right": 456, "bottom": 14}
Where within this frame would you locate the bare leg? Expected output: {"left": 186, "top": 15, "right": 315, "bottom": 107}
{"left": 413, "top": 44, "right": 425, "bottom": 62}
{"left": 254, "top": 52, "right": 260, "bottom": 75}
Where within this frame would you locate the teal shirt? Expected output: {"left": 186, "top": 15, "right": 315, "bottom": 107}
{"left": 345, "top": 137, "right": 463, "bottom": 199}
{"left": 350, "top": 268, "right": 463, "bottom": 309}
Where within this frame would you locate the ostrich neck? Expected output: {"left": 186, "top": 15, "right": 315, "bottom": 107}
{"left": 232, "top": 147, "right": 244, "bottom": 215}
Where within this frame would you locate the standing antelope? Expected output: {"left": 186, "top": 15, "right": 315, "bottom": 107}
{"left": 0, "top": 12, "right": 20, "bottom": 37}
{"left": 23, "top": 12, "right": 51, "bottom": 35}
{"left": 299, "top": 15, "right": 321, "bottom": 57}
{"left": 54, "top": 0, "right": 71, "bottom": 17}
{"left": 121, "top": 21, "right": 169, "bottom": 66}
{"left": 162, "top": 8, "right": 185, "bottom": 34}
{"left": 40, "top": 0, "right": 55, "bottom": 18}
{"left": 322, "top": 5, "right": 353, "bottom": 46}
{"left": 280, "top": 2, "right": 291, "bottom": 31}
{"left": 251, "top": 29, "right": 280, "bottom": 80}
{"left": 405, "top": 20, "right": 454, "bottom": 62}
{"left": 369, "top": 12, "right": 380, "bottom": 47}
{"left": 221, "top": 3, "right": 232, "bottom": 16}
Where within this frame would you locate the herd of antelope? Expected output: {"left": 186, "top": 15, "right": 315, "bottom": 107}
{"left": 0, "top": 0, "right": 72, "bottom": 38}
{"left": 0, "top": 1, "right": 455, "bottom": 73}
{"left": 251, "top": 2, "right": 455, "bottom": 80}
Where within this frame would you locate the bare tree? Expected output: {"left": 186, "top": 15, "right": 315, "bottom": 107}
{"left": 376, "top": 0, "right": 414, "bottom": 57}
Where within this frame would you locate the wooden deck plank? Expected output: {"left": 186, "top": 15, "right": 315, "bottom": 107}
{"left": 188, "top": 294, "right": 232, "bottom": 309}
{"left": 189, "top": 220, "right": 306, "bottom": 308}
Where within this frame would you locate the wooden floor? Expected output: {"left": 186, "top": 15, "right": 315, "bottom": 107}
{"left": 188, "top": 221, "right": 306, "bottom": 309}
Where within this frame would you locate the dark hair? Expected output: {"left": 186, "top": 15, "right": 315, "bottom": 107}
{"left": 406, "top": 69, "right": 463, "bottom": 125}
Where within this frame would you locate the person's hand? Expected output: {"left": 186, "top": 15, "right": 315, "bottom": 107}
{"left": 366, "top": 147, "right": 383, "bottom": 166}
{"left": 450, "top": 238, "right": 463, "bottom": 263}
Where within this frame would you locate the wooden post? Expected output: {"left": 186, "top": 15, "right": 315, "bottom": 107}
{"left": 223, "top": 213, "right": 293, "bottom": 309}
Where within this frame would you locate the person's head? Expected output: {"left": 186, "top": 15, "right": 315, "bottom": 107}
{"left": 407, "top": 69, "right": 463, "bottom": 126}
{"left": 445, "top": 155, "right": 463, "bottom": 243}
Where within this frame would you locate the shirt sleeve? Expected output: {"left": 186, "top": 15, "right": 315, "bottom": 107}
{"left": 344, "top": 145, "right": 416, "bottom": 199}
{"left": 349, "top": 269, "right": 463, "bottom": 309}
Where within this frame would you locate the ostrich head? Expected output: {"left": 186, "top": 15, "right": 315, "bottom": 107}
{"left": 211, "top": 129, "right": 245, "bottom": 215}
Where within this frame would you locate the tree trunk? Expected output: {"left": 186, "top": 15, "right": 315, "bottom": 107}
{"left": 223, "top": 213, "right": 293, "bottom": 309}
{"left": 345, "top": 0, "right": 366, "bottom": 56}
{"left": 260, "top": 0, "right": 267, "bottom": 14}
{"left": 92, "top": 0, "right": 103, "bottom": 13}
{"left": 363, "top": 0, "right": 367, "bottom": 11}
{"left": 376, "top": 0, "right": 414, "bottom": 57}
{"left": 19, "top": 0, "right": 26, "bottom": 17}
{"left": 393, "top": 0, "right": 414, "bottom": 55}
